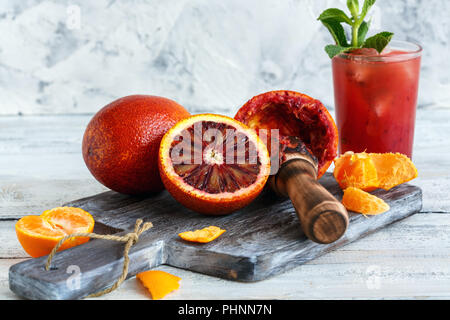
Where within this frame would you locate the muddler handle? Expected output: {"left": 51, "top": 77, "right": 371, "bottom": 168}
{"left": 271, "top": 158, "right": 349, "bottom": 244}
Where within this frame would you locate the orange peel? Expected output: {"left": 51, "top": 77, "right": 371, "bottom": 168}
{"left": 137, "top": 270, "right": 181, "bottom": 300}
{"left": 178, "top": 226, "right": 226, "bottom": 243}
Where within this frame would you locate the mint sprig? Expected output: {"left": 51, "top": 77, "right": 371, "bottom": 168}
{"left": 317, "top": 0, "right": 394, "bottom": 58}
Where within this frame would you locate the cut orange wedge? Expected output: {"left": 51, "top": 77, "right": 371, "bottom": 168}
{"left": 342, "top": 187, "right": 390, "bottom": 215}
{"left": 369, "top": 153, "right": 418, "bottom": 190}
{"left": 15, "top": 207, "right": 95, "bottom": 258}
{"left": 334, "top": 151, "right": 418, "bottom": 191}
{"left": 334, "top": 152, "right": 379, "bottom": 191}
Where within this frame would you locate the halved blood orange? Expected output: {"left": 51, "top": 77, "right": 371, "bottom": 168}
{"left": 158, "top": 114, "right": 270, "bottom": 215}
{"left": 235, "top": 90, "right": 338, "bottom": 178}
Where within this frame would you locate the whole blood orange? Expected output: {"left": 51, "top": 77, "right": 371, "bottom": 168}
{"left": 158, "top": 114, "right": 270, "bottom": 215}
{"left": 235, "top": 90, "right": 338, "bottom": 178}
{"left": 16, "top": 207, "right": 95, "bottom": 258}
{"left": 83, "top": 95, "right": 190, "bottom": 194}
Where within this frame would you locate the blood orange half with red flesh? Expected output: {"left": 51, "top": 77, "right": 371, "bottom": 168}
{"left": 234, "top": 90, "right": 338, "bottom": 178}
{"left": 158, "top": 114, "right": 270, "bottom": 215}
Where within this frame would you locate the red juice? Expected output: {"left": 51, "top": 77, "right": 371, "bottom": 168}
{"left": 332, "top": 41, "right": 422, "bottom": 158}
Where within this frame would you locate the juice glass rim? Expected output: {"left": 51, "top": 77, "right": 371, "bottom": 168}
{"left": 337, "top": 40, "right": 423, "bottom": 62}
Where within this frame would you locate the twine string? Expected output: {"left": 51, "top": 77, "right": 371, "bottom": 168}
{"left": 45, "top": 218, "right": 153, "bottom": 298}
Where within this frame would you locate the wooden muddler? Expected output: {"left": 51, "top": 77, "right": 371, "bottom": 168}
{"left": 269, "top": 137, "right": 348, "bottom": 244}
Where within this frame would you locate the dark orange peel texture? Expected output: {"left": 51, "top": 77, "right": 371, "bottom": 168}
{"left": 235, "top": 90, "right": 338, "bottom": 178}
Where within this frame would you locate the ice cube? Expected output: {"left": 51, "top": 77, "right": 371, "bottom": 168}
{"left": 348, "top": 48, "right": 379, "bottom": 56}
{"left": 381, "top": 47, "right": 393, "bottom": 55}
{"left": 372, "top": 101, "right": 390, "bottom": 118}
{"left": 366, "top": 101, "right": 390, "bottom": 137}
{"left": 346, "top": 63, "right": 371, "bottom": 85}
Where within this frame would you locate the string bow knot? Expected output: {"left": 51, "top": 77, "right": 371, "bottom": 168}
{"left": 45, "top": 218, "right": 153, "bottom": 298}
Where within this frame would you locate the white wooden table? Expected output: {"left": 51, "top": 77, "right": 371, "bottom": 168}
{"left": 1, "top": 107, "right": 450, "bottom": 300}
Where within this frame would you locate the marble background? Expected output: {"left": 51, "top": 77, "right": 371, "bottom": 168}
{"left": 0, "top": 0, "right": 448, "bottom": 116}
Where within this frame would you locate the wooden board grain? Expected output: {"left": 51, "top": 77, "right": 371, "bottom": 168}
{"left": 8, "top": 173, "right": 422, "bottom": 300}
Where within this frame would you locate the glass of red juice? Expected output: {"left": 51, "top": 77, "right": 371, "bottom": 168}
{"left": 332, "top": 40, "right": 422, "bottom": 158}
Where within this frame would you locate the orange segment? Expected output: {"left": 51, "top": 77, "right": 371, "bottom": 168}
{"left": 179, "top": 226, "right": 226, "bottom": 243}
{"left": 41, "top": 207, "right": 95, "bottom": 234}
{"left": 16, "top": 215, "right": 67, "bottom": 239}
{"left": 342, "top": 187, "right": 390, "bottom": 215}
{"left": 137, "top": 270, "right": 181, "bottom": 300}
{"left": 334, "top": 151, "right": 418, "bottom": 191}
{"left": 16, "top": 207, "right": 95, "bottom": 258}
{"left": 334, "top": 151, "right": 378, "bottom": 190}
{"left": 369, "top": 153, "right": 418, "bottom": 190}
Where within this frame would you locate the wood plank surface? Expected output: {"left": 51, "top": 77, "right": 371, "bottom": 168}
{"left": 3, "top": 212, "right": 450, "bottom": 299}
{"left": 1, "top": 107, "right": 450, "bottom": 299}
{"left": 8, "top": 177, "right": 422, "bottom": 299}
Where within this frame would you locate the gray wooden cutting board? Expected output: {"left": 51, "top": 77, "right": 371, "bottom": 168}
{"left": 9, "top": 173, "right": 422, "bottom": 300}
